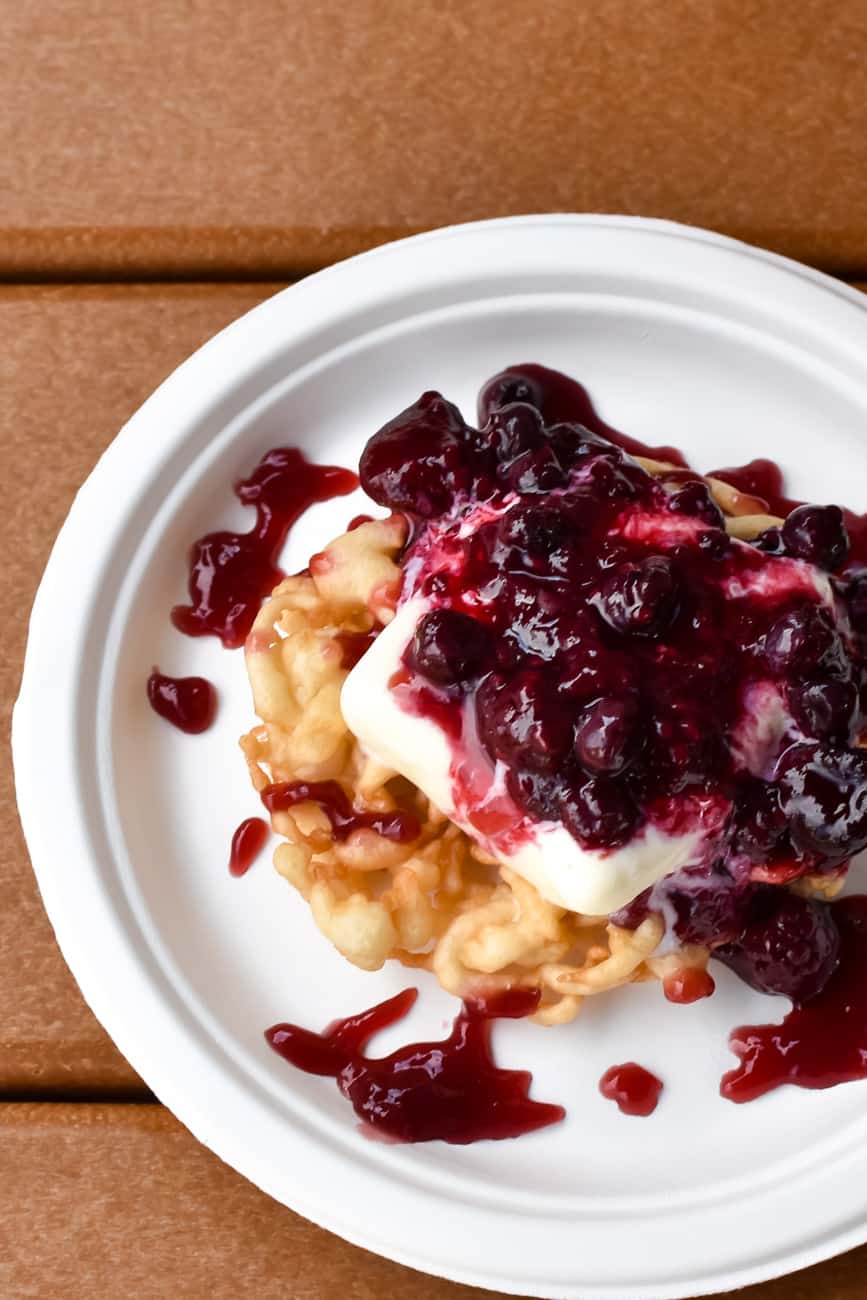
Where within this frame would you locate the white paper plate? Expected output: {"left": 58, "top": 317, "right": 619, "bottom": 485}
{"left": 14, "top": 216, "right": 867, "bottom": 1300}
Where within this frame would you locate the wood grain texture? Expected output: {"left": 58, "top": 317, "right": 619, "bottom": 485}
{"left": 1, "top": 283, "right": 282, "bottom": 1090}
{"left": 0, "top": 1103, "right": 865, "bottom": 1300}
{"left": 2, "top": 0, "right": 867, "bottom": 278}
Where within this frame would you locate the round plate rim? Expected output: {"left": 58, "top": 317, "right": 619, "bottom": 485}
{"left": 13, "top": 214, "right": 867, "bottom": 1300}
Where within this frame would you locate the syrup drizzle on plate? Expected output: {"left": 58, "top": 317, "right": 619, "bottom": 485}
{"left": 722, "top": 896, "right": 867, "bottom": 1102}
{"left": 229, "top": 817, "right": 269, "bottom": 877}
{"left": 266, "top": 986, "right": 565, "bottom": 1143}
{"left": 171, "top": 447, "right": 358, "bottom": 650}
{"left": 599, "top": 1063, "right": 663, "bottom": 1116}
{"left": 146, "top": 669, "right": 216, "bottom": 734}
{"left": 261, "top": 780, "right": 421, "bottom": 844}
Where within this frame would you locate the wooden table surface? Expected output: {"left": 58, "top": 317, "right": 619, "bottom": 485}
{"left": 4, "top": 2, "right": 867, "bottom": 1296}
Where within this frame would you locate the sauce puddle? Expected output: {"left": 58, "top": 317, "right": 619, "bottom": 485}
{"left": 146, "top": 669, "right": 216, "bottom": 733}
{"left": 479, "top": 363, "right": 687, "bottom": 465}
{"left": 147, "top": 447, "right": 357, "bottom": 732}
{"left": 722, "top": 895, "right": 867, "bottom": 1102}
{"left": 599, "top": 1063, "right": 663, "bottom": 1116}
{"left": 171, "top": 447, "right": 358, "bottom": 649}
{"left": 266, "top": 986, "right": 564, "bottom": 1143}
{"left": 229, "top": 817, "right": 269, "bottom": 877}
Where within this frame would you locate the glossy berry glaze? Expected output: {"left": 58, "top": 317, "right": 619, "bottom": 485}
{"left": 261, "top": 779, "right": 421, "bottom": 843}
{"left": 266, "top": 985, "right": 564, "bottom": 1143}
{"left": 172, "top": 447, "right": 358, "bottom": 649}
{"left": 599, "top": 1063, "right": 663, "bottom": 1116}
{"left": 146, "top": 669, "right": 216, "bottom": 733}
{"left": 662, "top": 967, "right": 715, "bottom": 1004}
{"left": 229, "top": 816, "right": 269, "bottom": 877}
{"left": 358, "top": 363, "right": 867, "bottom": 1006}
{"left": 722, "top": 896, "right": 867, "bottom": 1101}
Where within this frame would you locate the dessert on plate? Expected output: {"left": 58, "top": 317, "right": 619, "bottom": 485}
{"left": 241, "top": 365, "right": 867, "bottom": 1027}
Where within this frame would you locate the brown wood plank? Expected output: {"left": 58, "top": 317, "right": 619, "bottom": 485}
{"left": 0, "top": 1102, "right": 864, "bottom": 1300}
{"left": 0, "top": 1105, "right": 501, "bottom": 1300}
{"left": 1, "top": 283, "right": 283, "bottom": 1090}
{"left": 2, "top": 0, "right": 867, "bottom": 278}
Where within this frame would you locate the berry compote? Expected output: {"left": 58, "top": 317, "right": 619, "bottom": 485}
{"left": 352, "top": 363, "right": 867, "bottom": 1005}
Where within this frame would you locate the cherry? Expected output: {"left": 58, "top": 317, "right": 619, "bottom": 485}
{"left": 716, "top": 889, "right": 840, "bottom": 1002}
{"left": 476, "top": 671, "right": 573, "bottom": 772}
{"left": 595, "top": 557, "right": 678, "bottom": 638}
{"left": 777, "top": 741, "right": 867, "bottom": 862}
{"left": 406, "top": 610, "right": 493, "bottom": 688}
{"left": 359, "top": 391, "right": 472, "bottom": 517}
{"left": 573, "top": 696, "right": 642, "bottom": 774}
{"left": 789, "top": 679, "right": 857, "bottom": 739}
{"left": 781, "top": 504, "right": 849, "bottom": 571}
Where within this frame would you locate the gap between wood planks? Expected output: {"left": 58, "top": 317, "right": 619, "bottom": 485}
{"left": 3, "top": 225, "right": 867, "bottom": 285}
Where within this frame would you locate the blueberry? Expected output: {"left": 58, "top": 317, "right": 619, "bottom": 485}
{"left": 646, "top": 707, "right": 723, "bottom": 792}
{"left": 595, "top": 556, "right": 679, "bottom": 638}
{"left": 481, "top": 402, "right": 546, "bottom": 465}
{"left": 752, "top": 525, "right": 786, "bottom": 555}
{"left": 789, "top": 680, "right": 857, "bottom": 739}
{"left": 477, "top": 370, "right": 547, "bottom": 422}
{"left": 716, "top": 889, "right": 840, "bottom": 1002}
{"left": 359, "top": 391, "right": 472, "bottom": 517}
{"left": 733, "top": 779, "right": 788, "bottom": 861}
{"left": 781, "top": 504, "right": 849, "bottom": 571}
{"left": 697, "top": 529, "right": 731, "bottom": 560}
{"left": 668, "top": 481, "right": 726, "bottom": 528}
{"left": 558, "top": 645, "right": 639, "bottom": 703}
{"left": 500, "top": 444, "right": 567, "bottom": 494}
{"left": 580, "top": 454, "right": 640, "bottom": 502}
{"left": 573, "top": 695, "right": 642, "bottom": 774}
{"left": 493, "top": 576, "right": 565, "bottom": 662}
{"left": 558, "top": 775, "right": 638, "bottom": 849}
{"left": 496, "top": 504, "right": 575, "bottom": 576}
{"left": 763, "top": 606, "right": 847, "bottom": 679}
{"left": 477, "top": 403, "right": 568, "bottom": 493}
{"left": 549, "top": 422, "right": 614, "bottom": 467}
{"left": 506, "top": 768, "right": 561, "bottom": 820}
{"left": 405, "top": 609, "right": 493, "bottom": 687}
{"left": 777, "top": 741, "right": 867, "bottom": 862}
{"left": 476, "top": 670, "right": 573, "bottom": 772}
{"left": 669, "top": 873, "right": 754, "bottom": 947}
{"left": 845, "top": 571, "right": 867, "bottom": 632}
{"left": 610, "top": 887, "right": 654, "bottom": 931}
